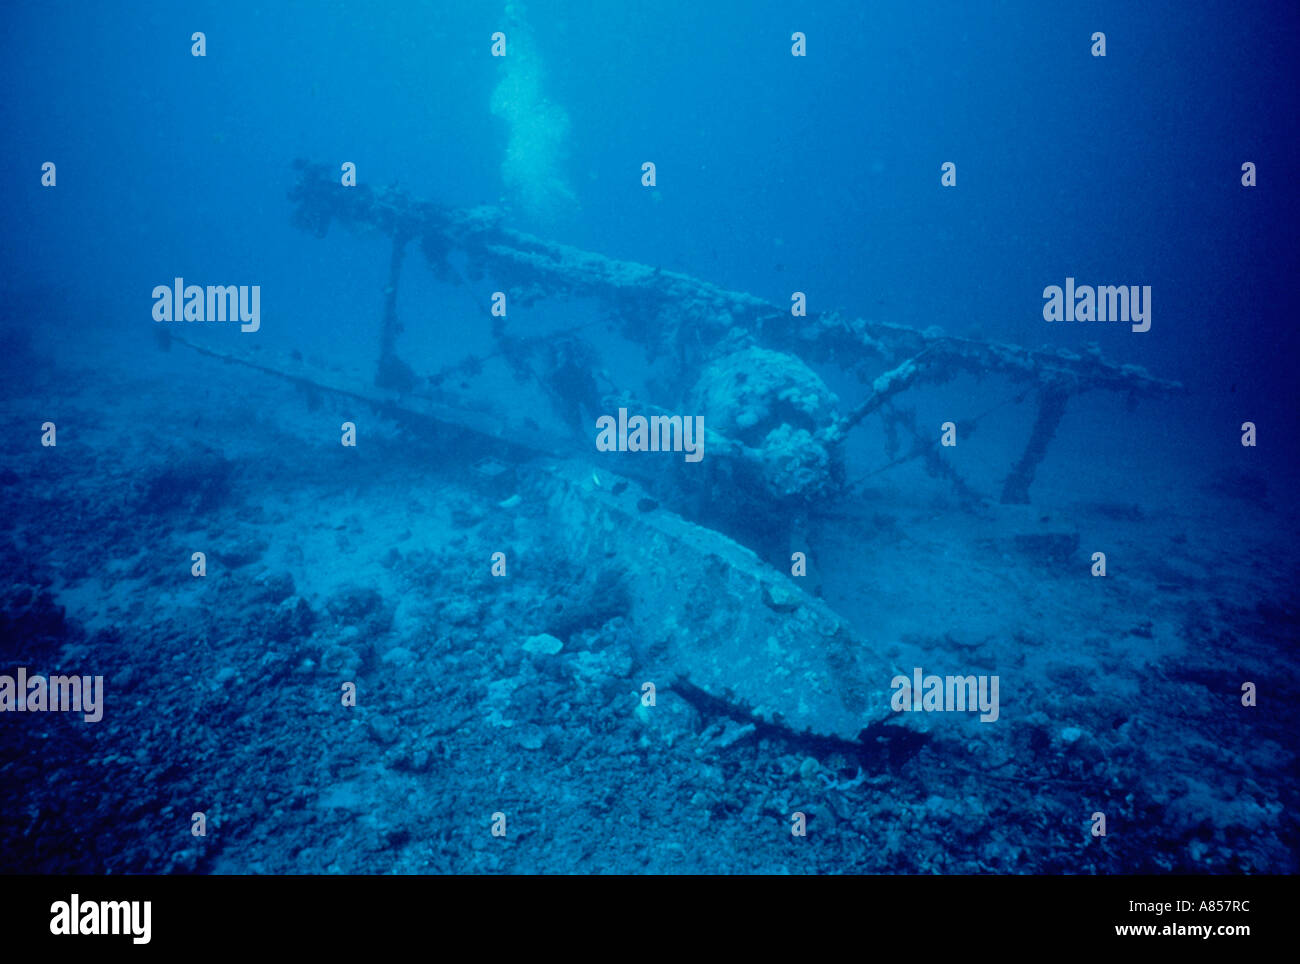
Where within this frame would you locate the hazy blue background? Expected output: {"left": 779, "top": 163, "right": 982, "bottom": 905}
{"left": 3, "top": 0, "right": 1297, "bottom": 464}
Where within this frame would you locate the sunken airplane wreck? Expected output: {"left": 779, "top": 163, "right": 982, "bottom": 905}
{"left": 164, "top": 160, "right": 1181, "bottom": 756}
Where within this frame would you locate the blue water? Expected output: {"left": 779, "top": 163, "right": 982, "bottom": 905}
{"left": 1, "top": 1, "right": 1296, "bottom": 874}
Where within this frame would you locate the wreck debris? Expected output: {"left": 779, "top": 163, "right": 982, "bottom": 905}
{"left": 534, "top": 458, "right": 900, "bottom": 743}
{"left": 153, "top": 162, "right": 1191, "bottom": 754}
{"left": 162, "top": 328, "right": 913, "bottom": 746}
{"left": 689, "top": 346, "right": 842, "bottom": 501}
{"left": 285, "top": 160, "right": 1181, "bottom": 507}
